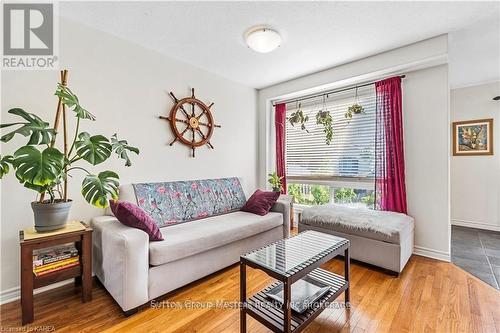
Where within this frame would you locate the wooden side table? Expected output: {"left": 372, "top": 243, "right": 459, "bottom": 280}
{"left": 19, "top": 221, "right": 93, "bottom": 325}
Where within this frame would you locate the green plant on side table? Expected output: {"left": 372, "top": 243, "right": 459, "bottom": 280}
{"left": 267, "top": 172, "right": 283, "bottom": 193}
{"left": 0, "top": 74, "right": 139, "bottom": 232}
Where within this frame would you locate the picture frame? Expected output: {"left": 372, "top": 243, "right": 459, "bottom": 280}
{"left": 452, "top": 118, "right": 493, "bottom": 156}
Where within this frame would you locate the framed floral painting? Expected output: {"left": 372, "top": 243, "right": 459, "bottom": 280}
{"left": 453, "top": 118, "right": 493, "bottom": 156}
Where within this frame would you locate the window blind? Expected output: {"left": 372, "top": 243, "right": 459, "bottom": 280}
{"left": 285, "top": 85, "right": 376, "bottom": 180}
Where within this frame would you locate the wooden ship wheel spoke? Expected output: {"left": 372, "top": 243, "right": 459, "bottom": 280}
{"left": 175, "top": 118, "right": 189, "bottom": 124}
{"left": 159, "top": 88, "right": 220, "bottom": 157}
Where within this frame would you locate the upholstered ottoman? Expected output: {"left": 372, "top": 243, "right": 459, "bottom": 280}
{"left": 298, "top": 204, "right": 414, "bottom": 274}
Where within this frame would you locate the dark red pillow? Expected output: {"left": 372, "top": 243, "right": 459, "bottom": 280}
{"left": 241, "top": 189, "right": 280, "bottom": 216}
{"left": 109, "top": 200, "right": 163, "bottom": 241}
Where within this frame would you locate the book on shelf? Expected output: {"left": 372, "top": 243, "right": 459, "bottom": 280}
{"left": 33, "top": 243, "right": 79, "bottom": 267}
{"left": 33, "top": 261, "right": 80, "bottom": 277}
{"left": 33, "top": 257, "right": 80, "bottom": 273}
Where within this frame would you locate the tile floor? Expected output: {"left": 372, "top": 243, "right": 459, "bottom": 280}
{"left": 451, "top": 225, "right": 500, "bottom": 289}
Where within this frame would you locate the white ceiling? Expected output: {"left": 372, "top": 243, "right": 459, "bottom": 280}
{"left": 449, "top": 18, "right": 500, "bottom": 89}
{"left": 60, "top": 1, "right": 500, "bottom": 89}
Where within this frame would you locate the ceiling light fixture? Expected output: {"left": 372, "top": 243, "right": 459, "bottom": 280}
{"left": 245, "top": 27, "right": 281, "bottom": 53}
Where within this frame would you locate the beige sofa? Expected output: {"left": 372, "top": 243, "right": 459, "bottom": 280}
{"left": 91, "top": 184, "right": 290, "bottom": 314}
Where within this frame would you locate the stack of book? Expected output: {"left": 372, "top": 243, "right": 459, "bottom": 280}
{"left": 33, "top": 244, "right": 79, "bottom": 277}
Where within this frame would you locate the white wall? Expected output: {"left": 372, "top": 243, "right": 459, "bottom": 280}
{"left": 403, "top": 65, "right": 450, "bottom": 259}
{"left": 451, "top": 81, "right": 500, "bottom": 231}
{"left": 0, "top": 18, "right": 257, "bottom": 300}
{"left": 258, "top": 36, "right": 451, "bottom": 261}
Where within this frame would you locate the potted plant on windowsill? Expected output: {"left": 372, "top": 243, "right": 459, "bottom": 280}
{"left": 0, "top": 71, "right": 139, "bottom": 232}
{"left": 268, "top": 172, "right": 284, "bottom": 193}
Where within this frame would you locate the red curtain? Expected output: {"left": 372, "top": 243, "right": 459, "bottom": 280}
{"left": 275, "top": 103, "right": 287, "bottom": 194}
{"left": 375, "top": 77, "right": 407, "bottom": 214}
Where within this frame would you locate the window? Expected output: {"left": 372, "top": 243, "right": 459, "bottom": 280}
{"left": 285, "top": 85, "right": 376, "bottom": 208}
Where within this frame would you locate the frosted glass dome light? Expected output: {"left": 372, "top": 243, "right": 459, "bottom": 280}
{"left": 245, "top": 27, "right": 281, "bottom": 53}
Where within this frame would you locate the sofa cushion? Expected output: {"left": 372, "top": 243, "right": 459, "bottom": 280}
{"left": 241, "top": 189, "right": 280, "bottom": 216}
{"left": 149, "top": 211, "right": 283, "bottom": 265}
{"left": 133, "top": 177, "right": 246, "bottom": 228}
{"left": 300, "top": 204, "right": 414, "bottom": 244}
{"left": 109, "top": 200, "right": 163, "bottom": 241}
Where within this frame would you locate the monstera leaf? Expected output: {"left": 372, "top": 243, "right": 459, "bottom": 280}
{"left": 81, "top": 171, "right": 119, "bottom": 208}
{"left": 55, "top": 84, "right": 96, "bottom": 120}
{"left": 12, "top": 146, "right": 65, "bottom": 190}
{"left": 0, "top": 108, "right": 55, "bottom": 144}
{"left": 74, "top": 132, "right": 112, "bottom": 165}
{"left": 0, "top": 155, "right": 13, "bottom": 179}
{"left": 111, "top": 134, "right": 139, "bottom": 167}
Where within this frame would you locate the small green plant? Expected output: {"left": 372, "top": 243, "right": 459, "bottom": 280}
{"left": 316, "top": 110, "right": 333, "bottom": 145}
{"left": 268, "top": 172, "right": 283, "bottom": 192}
{"left": 0, "top": 83, "right": 139, "bottom": 208}
{"left": 345, "top": 103, "right": 364, "bottom": 119}
{"left": 288, "top": 103, "right": 309, "bottom": 132}
{"left": 345, "top": 86, "right": 365, "bottom": 119}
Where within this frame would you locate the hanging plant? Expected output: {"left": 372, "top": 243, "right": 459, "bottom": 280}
{"left": 316, "top": 95, "right": 333, "bottom": 145}
{"left": 345, "top": 86, "right": 365, "bottom": 119}
{"left": 345, "top": 104, "right": 364, "bottom": 119}
{"left": 288, "top": 102, "right": 309, "bottom": 132}
{"left": 316, "top": 110, "right": 333, "bottom": 145}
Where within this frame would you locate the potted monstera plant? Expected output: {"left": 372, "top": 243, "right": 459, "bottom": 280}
{"left": 0, "top": 80, "right": 139, "bottom": 231}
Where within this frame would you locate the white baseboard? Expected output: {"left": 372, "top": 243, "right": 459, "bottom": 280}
{"left": 452, "top": 219, "right": 500, "bottom": 232}
{"left": 413, "top": 245, "right": 450, "bottom": 262}
{"left": 0, "top": 279, "right": 74, "bottom": 305}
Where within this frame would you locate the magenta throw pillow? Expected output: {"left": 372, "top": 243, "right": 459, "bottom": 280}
{"left": 109, "top": 200, "right": 164, "bottom": 241}
{"left": 241, "top": 189, "right": 280, "bottom": 216}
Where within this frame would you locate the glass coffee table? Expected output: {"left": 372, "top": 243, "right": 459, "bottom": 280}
{"left": 240, "top": 230, "right": 350, "bottom": 333}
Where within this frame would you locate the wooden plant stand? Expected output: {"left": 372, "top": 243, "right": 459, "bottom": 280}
{"left": 19, "top": 222, "right": 93, "bottom": 325}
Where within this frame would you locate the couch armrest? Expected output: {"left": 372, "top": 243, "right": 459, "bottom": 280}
{"left": 270, "top": 199, "right": 291, "bottom": 238}
{"left": 91, "top": 216, "right": 149, "bottom": 311}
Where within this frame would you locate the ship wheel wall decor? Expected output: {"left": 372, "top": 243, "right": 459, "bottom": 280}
{"left": 159, "top": 88, "right": 221, "bottom": 157}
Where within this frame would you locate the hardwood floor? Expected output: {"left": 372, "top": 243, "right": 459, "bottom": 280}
{"left": 1, "top": 254, "right": 499, "bottom": 332}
